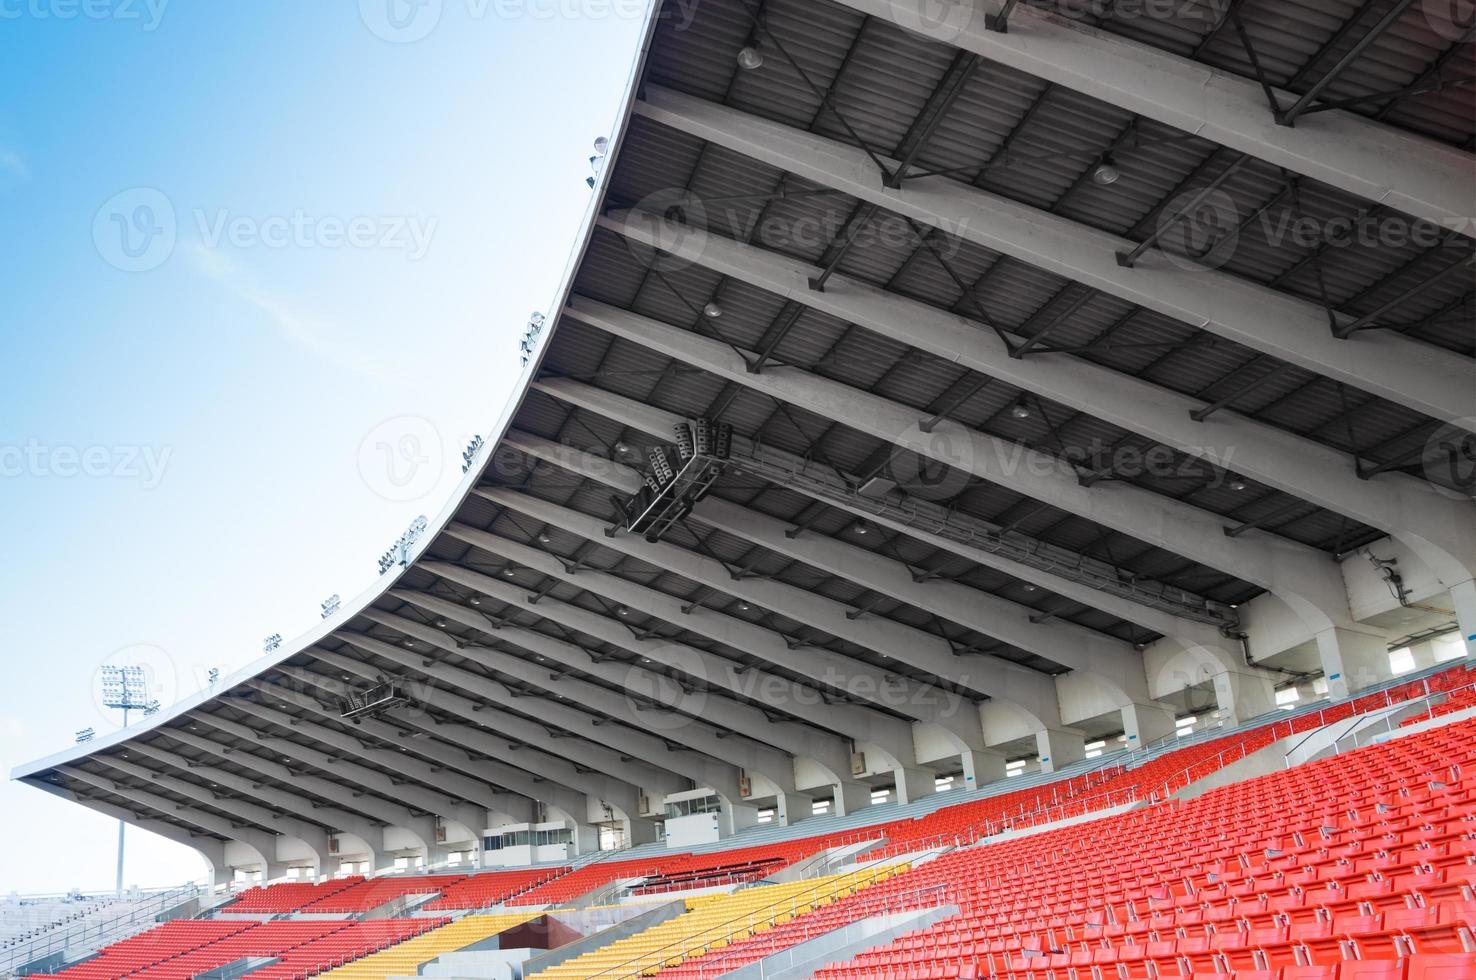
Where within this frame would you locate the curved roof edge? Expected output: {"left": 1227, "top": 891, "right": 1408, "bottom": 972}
{"left": 10, "top": 0, "right": 664, "bottom": 784}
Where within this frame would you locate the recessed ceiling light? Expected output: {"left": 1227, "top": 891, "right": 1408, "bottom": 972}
{"left": 616, "top": 606, "right": 630, "bottom": 617}
{"left": 537, "top": 533, "right": 552, "bottom": 544}
{"left": 503, "top": 568, "right": 517, "bottom": 578}
{"left": 736, "top": 39, "right": 763, "bottom": 70}
{"left": 703, "top": 301, "right": 723, "bottom": 319}
{"left": 469, "top": 598, "right": 481, "bottom": 606}
{"left": 1022, "top": 584, "right": 1038, "bottom": 593}
{"left": 1091, "top": 154, "right": 1121, "bottom": 186}
{"left": 1228, "top": 480, "right": 1247, "bottom": 492}
{"left": 1009, "top": 399, "right": 1032, "bottom": 420}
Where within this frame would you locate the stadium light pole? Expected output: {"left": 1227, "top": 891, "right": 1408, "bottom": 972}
{"left": 98, "top": 666, "right": 159, "bottom": 897}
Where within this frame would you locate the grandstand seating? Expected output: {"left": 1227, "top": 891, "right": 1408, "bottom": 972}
{"left": 296, "top": 875, "right": 465, "bottom": 913}
{"left": 225, "top": 878, "right": 364, "bottom": 914}
{"left": 125, "top": 920, "right": 353, "bottom": 980}
{"left": 630, "top": 834, "right": 871, "bottom": 896}
{"left": 36, "top": 919, "right": 444, "bottom": 980}
{"left": 36, "top": 670, "right": 1476, "bottom": 980}
{"left": 421, "top": 868, "right": 567, "bottom": 911}
{"left": 1405, "top": 688, "right": 1476, "bottom": 728}
{"left": 312, "top": 912, "right": 541, "bottom": 980}
{"left": 41, "top": 920, "right": 256, "bottom": 980}
{"left": 507, "top": 857, "right": 683, "bottom": 907}
{"left": 239, "top": 919, "right": 445, "bottom": 980}
{"left": 805, "top": 721, "right": 1476, "bottom": 980}
{"left": 527, "top": 866, "right": 909, "bottom": 979}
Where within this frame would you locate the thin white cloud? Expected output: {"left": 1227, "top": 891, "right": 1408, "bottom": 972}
{"left": 186, "top": 243, "right": 391, "bottom": 383}
{"left": 0, "top": 147, "right": 28, "bottom": 183}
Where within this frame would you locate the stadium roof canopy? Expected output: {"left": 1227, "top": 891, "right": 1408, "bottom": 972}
{"left": 15, "top": 0, "right": 1475, "bottom": 881}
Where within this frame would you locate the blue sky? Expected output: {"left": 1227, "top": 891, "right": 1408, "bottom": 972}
{"left": 0, "top": 0, "right": 646, "bottom": 893}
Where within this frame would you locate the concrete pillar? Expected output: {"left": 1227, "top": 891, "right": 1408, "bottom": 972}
{"left": 833, "top": 781, "right": 872, "bottom": 817}
{"left": 894, "top": 768, "right": 937, "bottom": 805}
{"left": 720, "top": 801, "right": 761, "bottom": 837}
{"left": 625, "top": 818, "right": 658, "bottom": 847}
{"left": 1121, "top": 703, "right": 1178, "bottom": 750}
{"left": 569, "top": 823, "right": 601, "bottom": 856}
{"left": 1451, "top": 579, "right": 1476, "bottom": 660}
{"left": 774, "top": 793, "right": 812, "bottom": 827}
{"left": 1316, "top": 627, "right": 1392, "bottom": 699}
{"left": 1213, "top": 669, "right": 1280, "bottom": 723}
{"left": 1036, "top": 730, "right": 1086, "bottom": 773}
{"left": 959, "top": 750, "right": 1007, "bottom": 791}
{"left": 1405, "top": 640, "right": 1441, "bottom": 671}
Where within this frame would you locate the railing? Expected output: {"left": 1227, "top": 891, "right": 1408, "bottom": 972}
{"left": 1142, "top": 674, "right": 1476, "bottom": 805}
{"left": 0, "top": 884, "right": 200, "bottom": 977}
{"left": 680, "top": 880, "right": 955, "bottom": 980}
{"left": 580, "top": 852, "right": 922, "bottom": 980}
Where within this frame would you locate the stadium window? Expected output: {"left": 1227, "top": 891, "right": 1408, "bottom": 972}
{"left": 934, "top": 775, "right": 954, "bottom": 791}
{"left": 1434, "top": 634, "right": 1465, "bottom": 662}
{"left": 1084, "top": 739, "right": 1106, "bottom": 759}
{"left": 1312, "top": 676, "right": 1330, "bottom": 696}
{"left": 811, "top": 799, "right": 831, "bottom": 816}
{"left": 1275, "top": 686, "right": 1301, "bottom": 709}
{"left": 870, "top": 788, "right": 892, "bottom": 805}
{"left": 1175, "top": 715, "right": 1196, "bottom": 737}
{"left": 1388, "top": 647, "right": 1415, "bottom": 674}
{"left": 1005, "top": 759, "right": 1027, "bottom": 777}
{"left": 756, "top": 808, "right": 775, "bottom": 824}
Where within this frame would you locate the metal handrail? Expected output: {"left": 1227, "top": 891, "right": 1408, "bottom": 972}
{"left": 1143, "top": 675, "right": 1476, "bottom": 804}
{"left": 681, "top": 880, "right": 955, "bottom": 980}
{"left": 580, "top": 846, "right": 924, "bottom": 980}
{"left": 0, "top": 884, "right": 200, "bottom": 977}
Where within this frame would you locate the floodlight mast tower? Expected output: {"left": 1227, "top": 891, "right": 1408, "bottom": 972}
{"left": 98, "top": 666, "right": 159, "bottom": 897}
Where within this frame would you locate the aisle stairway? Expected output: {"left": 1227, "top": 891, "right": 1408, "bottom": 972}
{"left": 525, "top": 866, "right": 908, "bottom": 980}
{"left": 311, "top": 913, "right": 541, "bottom": 980}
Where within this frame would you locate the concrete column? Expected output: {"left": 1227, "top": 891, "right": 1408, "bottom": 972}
{"left": 1121, "top": 702, "right": 1178, "bottom": 750}
{"left": 570, "top": 823, "right": 601, "bottom": 856}
{"left": 895, "top": 768, "right": 937, "bottom": 805}
{"left": 1316, "top": 627, "right": 1392, "bottom": 699}
{"left": 721, "top": 801, "right": 761, "bottom": 837}
{"left": 1037, "top": 730, "right": 1086, "bottom": 773}
{"left": 774, "top": 793, "right": 812, "bottom": 827}
{"left": 833, "top": 782, "right": 872, "bottom": 817}
{"left": 1404, "top": 639, "right": 1440, "bottom": 671}
{"left": 1213, "top": 670, "right": 1279, "bottom": 723}
{"left": 1451, "top": 579, "right": 1476, "bottom": 660}
{"left": 959, "top": 750, "right": 1007, "bottom": 791}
